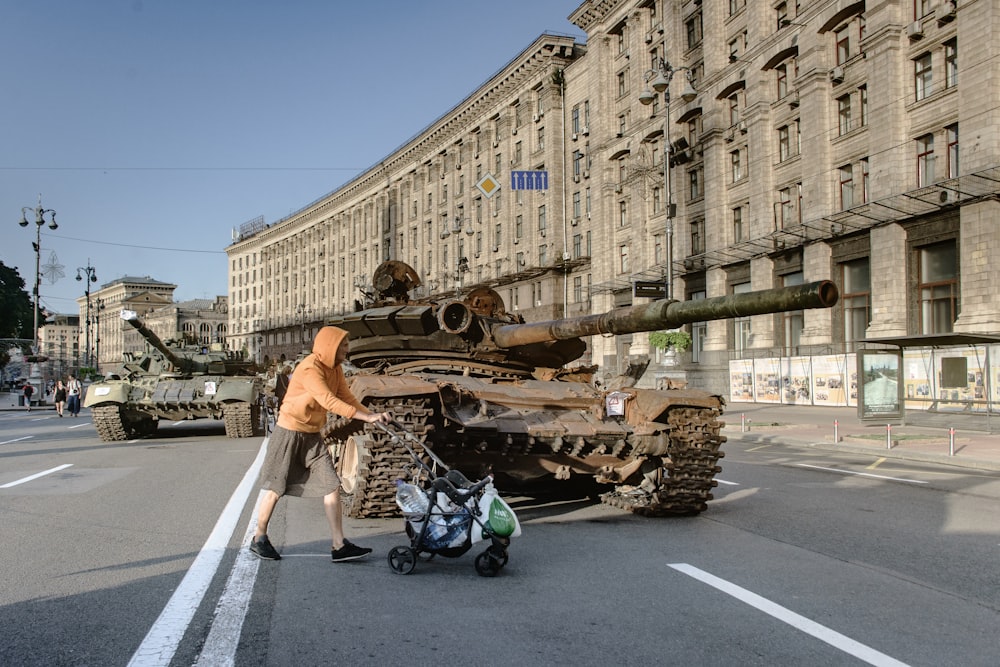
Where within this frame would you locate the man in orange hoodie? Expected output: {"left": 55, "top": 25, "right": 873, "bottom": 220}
{"left": 250, "top": 326, "right": 390, "bottom": 562}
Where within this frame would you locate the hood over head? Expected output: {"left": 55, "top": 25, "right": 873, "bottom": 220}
{"left": 312, "top": 326, "right": 348, "bottom": 368}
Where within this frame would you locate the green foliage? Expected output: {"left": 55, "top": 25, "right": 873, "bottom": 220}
{"left": 648, "top": 329, "right": 692, "bottom": 352}
{"left": 0, "top": 262, "right": 34, "bottom": 340}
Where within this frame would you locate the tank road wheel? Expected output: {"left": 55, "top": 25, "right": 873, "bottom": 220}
{"left": 601, "top": 406, "right": 726, "bottom": 517}
{"left": 387, "top": 546, "right": 418, "bottom": 575}
{"left": 223, "top": 402, "right": 262, "bottom": 438}
{"left": 92, "top": 405, "right": 130, "bottom": 442}
{"left": 338, "top": 397, "right": 435, "bottom": 519}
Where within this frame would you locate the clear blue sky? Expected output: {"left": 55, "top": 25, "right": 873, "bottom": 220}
{"left": 1, "top": 0, "right": 583, "bottom": 314}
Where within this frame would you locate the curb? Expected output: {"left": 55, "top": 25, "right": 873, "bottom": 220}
{"left": 726, "top": 432, "right": 1000, "bottom": 473}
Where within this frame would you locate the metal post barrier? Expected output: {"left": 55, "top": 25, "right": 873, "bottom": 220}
{"left": 949, "top": 427, "right": 955, "bottom": 456}
{"left": 741, "top": 413, "right": 746, "bottom": 432}
{"left": 834, "top": 419, "right": 839, "bottom": 443}
{"left": 886, "top": 423, "right": 892, "bottom": 449}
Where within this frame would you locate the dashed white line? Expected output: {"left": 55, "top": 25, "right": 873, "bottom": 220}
{"left": 1, "top": 463, "right": 74, "bottom": 488}
{"left": 715, "top": 478, "right": 740, "bottom": 486}
{"left": 0, "top": 436, "right": 33, "bottom": 446}
{"left": 69, "top": 422, "right": 91, "bottom": 429}
{"left": 669, "top": 563, "right": 910, "bottom": 667}
{"left": 797, "top": 463, "right": 927, "bottom": 484}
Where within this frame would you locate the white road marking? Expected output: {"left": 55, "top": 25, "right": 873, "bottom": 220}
{"left": 797, "top": 463, "right": 927, "bottom": 484}
{"left": 715, "top": 478, "right": 740, "bottom": 486}
{"left": 69, "top": 422, "right": 91, "bottom": 429}
{"left": 0, "top": 436, "right": 33, "bottom": 446}
{"left": 193, "top": 491, "right": 266, "bottom": 667}
{"left": 1, "top": 463, "right": 74, "bottom": 488}
{"left": 669, "top": 563, "right": 910, "bottom": 667}
{"left": 127, "top": 438, "right": 268, "bottom": 667}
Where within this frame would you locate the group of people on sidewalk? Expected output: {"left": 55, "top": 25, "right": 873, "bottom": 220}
{"left": 21, "top": 375, "right": 83, "bottom": 416}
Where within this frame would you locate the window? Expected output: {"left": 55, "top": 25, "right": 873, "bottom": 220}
{"left": 732, "top": 206, "right": 744, "bottom": 242}
{"left": 573, "top": 276, "right": 584, "bottom": 302}
{"left": 572, "top": 234, "right": 583, "bottom": 259}
{"left": 859, "top": 85, "right": 868, "bottom": 127}
{"left": 571, "top": 106, "right": 580, "bottom": 134}
{"left": 572, "top": 191, "right": 581, "bottom": 219}
{"left": 689, "top": 291, "right": 707, "bottom": 363}
{"left": 690, "top": 219, "right": 705, "bottom": 254}
{"left": 944, "top": 39, "right": 958, "bottom": 88}
{"left": 618, "top": 244, "right": 629, "bottom": 274}
{"left": 617, "top": 70, "right": 628, "bottom": 98}
{"left": 916, "top": 134, "right": 935, "bottom": 186}
{"left": 653, "top": 233, "right": 664, "bottom": 264}
{"left": 728, "top": 93, "right": 741, "bottom": 126}
{"left": 729, "top": 0, "right": 745, "bottom": 17}
{"left": 914, "top": 52, "right": 932, "bottom": 101}
{"left": 537, "top": 205, "right": 546, "bottom": 234}
{"left": 775, "top": 2, "right": 787, "bottom": 31}
{"left": 914, "top": 0, "right": 932, "bottom": 19}
{"left": 688, "top": 167, "right": 703, "bottom": 200}
{"left": 685, "top": 12, "right": 702, "bottom": 49}
{"left": 536, "top": 126, "right": 545, "bottom": 151}
{"left": 777, "top": 187, "right": 794, "bottom": 227}
{"left": 837, "top": 95, "right": 852, "bottom": 135}
{"left": 782, "top": 272, "right": 804, "bottom": 352}
{"left": 839, "top": 164, "right": 854, "bottom": 209}
{"left": 918, "top": 240, "right": 959, "bottom": 333}
{"left": 778, "top": 125, "right": 791, "bottom": 162}
{"left": 730, "top": 149, "right": 743, "bottom": 182}
{"left": 776, "top": 63, "right": 788, "bottom": 99}
{"left": 841, "top": 257, "right": 870, "bottom": 350}
{"left": 515, "top": 214, "right": 523, "bottom": 239}
{"left": 861, "top": 157, "right": 870, "bottom": 203}
{"left": 946, "top": 124, "right": 959, "bottom": 178}
{"left": 733, "top": 281, "right": 752, "bottom": 355}
{"left": 835, "top": 25, "right": 850, "bottom": 65}
{"left": 619, "top": 200, "right": 628, "bottom": 227}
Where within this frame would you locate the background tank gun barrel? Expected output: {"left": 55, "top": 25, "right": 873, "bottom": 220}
{"left": 120, "top": 309, "right": 184, "bottom": 367}
{"left": 491, "top": 280, "right": 838, "bottom": 349}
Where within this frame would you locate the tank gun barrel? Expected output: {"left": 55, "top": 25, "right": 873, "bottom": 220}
{"left": 491, "top": 280, "right": 839, "bottom": 348}
{"left": 120, "top": 309, "right": 184, "bottom": 367}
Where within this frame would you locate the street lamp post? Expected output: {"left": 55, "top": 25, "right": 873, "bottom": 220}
{"left": 295, "top": 304, "right": 312, "bottom": 347}
{"left": 639, "top": 60, "right": 697, "bottom": 301}
{"left": 440, "top": 215, "right": 474, "bottom": 296}
{"left": 18, "top": 194, "right": 58, "bottom": 354}
{"left": 76, "top": 262, "right": 98, "bottom": 369}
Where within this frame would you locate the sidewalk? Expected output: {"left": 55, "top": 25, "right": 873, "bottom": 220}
{"left": 722, "top": 402, "right": 1000, "bottom": 472}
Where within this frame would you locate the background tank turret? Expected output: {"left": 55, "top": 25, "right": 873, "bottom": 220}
{"left": 324, "top": 261, "right": 838, "bottom": 518}
{"left": 84, "top": 310, "right": 265, "bottom": 441}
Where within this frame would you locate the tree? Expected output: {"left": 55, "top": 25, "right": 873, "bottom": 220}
{"left": 0, "top": 262, "right": 34, "bottom": 340}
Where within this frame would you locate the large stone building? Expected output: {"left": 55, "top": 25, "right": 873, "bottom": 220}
{"left": 226, "top": 0, "right": 1000, "bottom": 415}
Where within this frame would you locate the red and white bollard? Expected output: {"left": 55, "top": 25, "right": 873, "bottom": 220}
{"left": 949, "top": 427, "right": 955, "bottom": 456}
{"left": 886, "top": 423, "right": 892, "bottom": 449}
{"left": 834, "top": 419, "right": 840, "bottom": 443}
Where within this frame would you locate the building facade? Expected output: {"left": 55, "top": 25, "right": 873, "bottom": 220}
{"left": 226, "top": 0, "right": 1000, "bottom": 409}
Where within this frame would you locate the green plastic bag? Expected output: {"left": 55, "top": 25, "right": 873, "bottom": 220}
{"left": 488, "top": 497, "right": 518, "bottom": 537}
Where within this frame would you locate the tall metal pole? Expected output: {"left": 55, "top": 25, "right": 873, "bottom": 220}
{"left": 76, "top": 262, "right": 98, "bottom": 369}
{"left": 663, "top": 92, "right": 673, "bottom": 300}
{"left": 18, "top": 195, "right": 58, "bottom": 355}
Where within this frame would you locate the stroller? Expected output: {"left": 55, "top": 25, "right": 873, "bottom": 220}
{"left": 373, "top": 421, "right": 518, "bottom": 577}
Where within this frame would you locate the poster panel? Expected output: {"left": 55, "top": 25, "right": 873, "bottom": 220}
{"left": 728, "top": 359, "right": 755, "bottom": 402}
{"left": 992, "top": 345, "right": 1000, "bottom": 404}
{"left": 811, "top": 354, "right": 848, "bottom": 406}
{"left": 902, "top": 348, "right": 933, "bottom": 411}
{"left": 934, "top": 346, "right": 988, "bottom": 412}
{"left": 753, "top": 357, "right": 781, "bottom": 403}
{"left": 858, "top": 350, "right": 902, "bottom": 419}
{"left": 846, "top": 353, "right": 858, "bottom": 407}
{"left": 780, "top": 356, "right": 813, "bottom": 404}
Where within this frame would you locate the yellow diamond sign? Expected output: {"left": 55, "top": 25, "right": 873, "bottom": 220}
{"left": 476, "top": 173, "right": 501, "bottom": 198}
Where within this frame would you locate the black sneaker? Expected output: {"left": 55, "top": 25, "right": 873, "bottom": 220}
{"left": 331, "top": 540, "right": 372, "bottom": 562}
{"left": 249, "top": 535, "right": 281, "bottom": 560}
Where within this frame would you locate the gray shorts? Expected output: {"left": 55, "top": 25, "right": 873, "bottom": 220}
{"left": 259, "top": 425, "right": 340, "bottom": 498}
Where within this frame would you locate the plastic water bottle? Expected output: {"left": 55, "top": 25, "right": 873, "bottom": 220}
{"left": 394, "top": 479, "right": 429, "bottom": 513}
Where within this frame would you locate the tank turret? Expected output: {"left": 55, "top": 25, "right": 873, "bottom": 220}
{"left": 324, "top": 261, "right": 838, "bottom": 519}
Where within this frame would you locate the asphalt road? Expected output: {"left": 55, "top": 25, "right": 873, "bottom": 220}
{"left": 1, "top": 411, "right": 998, "bottom": 666}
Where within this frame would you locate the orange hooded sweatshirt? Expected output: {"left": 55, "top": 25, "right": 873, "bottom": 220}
{"left": 276, "top": 326, "right": 366, "bottom": 433}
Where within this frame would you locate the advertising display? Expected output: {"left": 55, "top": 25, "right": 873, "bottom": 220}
{"left": 934, "top": 347, "right": 988, "bottom": 411}
{"left": 858, "top": 350, "right": 902, "bottom": 419}
{"left": 780, "top": 356, "right": 813, "bottom": 404}
{"left": 811, "top": 354, "right": 849, "bottom": 406}
{"left": 903, "top": 348, "right": 933, "bottom": 410}
{"left": 753, "top": 357, "right": 782, "bottom": 403}
{"left": 728, "top": 359, "right": 755, "bottom": 402}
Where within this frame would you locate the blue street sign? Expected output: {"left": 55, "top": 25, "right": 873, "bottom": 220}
{"left": 510, "top": 170, "right": 549, "bottom": 190}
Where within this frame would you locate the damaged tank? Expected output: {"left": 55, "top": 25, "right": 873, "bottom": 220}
{"left": 84, "top": 310, "right": 265, "bottom": 441}
{"left": 325, "top": 260, "right": 838, "bottom": 518}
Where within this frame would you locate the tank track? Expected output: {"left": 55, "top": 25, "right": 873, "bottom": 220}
{"left": 600, "top": 406, "right": 726, "bottom": 516}
{"left": 223, "top": 402, "right": 261, "bottom": 438}
{"left": 326, "top": 397, "right": 435, "bottom": 519}
{"left": 92, "top": 405, "right": 130, "bottom": 442}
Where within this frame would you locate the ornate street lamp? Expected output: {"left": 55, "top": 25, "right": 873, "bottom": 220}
{"left": 18, "top": 194, "right": 58, "bottom": 355}
{"left": 639, "top": 60, "right": 697, "bottom": 300}
{"left": 76, "top": 262, "right": 98, "bottom": 368}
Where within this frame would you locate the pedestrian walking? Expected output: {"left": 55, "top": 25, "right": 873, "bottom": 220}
{"left": 22, "top": 382, "right": 34, "bottom": 411}
{"left": 66, "top": 375, "right": 83, "bottom": 417}
{"left": 53, "top": 380, "right": 67, "bottom": 417}
{"left": 250, "top": 326, "right": 391, "bottom": 563}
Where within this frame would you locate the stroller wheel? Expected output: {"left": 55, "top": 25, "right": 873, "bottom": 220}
{"left": 474, "top": 550, "right": 503, "bottom": 577}
{"left": 387, "top": 546, "right": 417, "bottom": 575}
